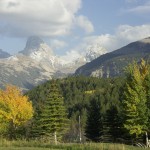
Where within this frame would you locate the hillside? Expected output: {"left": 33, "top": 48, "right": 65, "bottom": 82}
{"left": 75, "top": 37, "right": 150, "bottom": 77}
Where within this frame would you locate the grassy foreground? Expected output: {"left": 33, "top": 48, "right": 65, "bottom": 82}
{"left": 0, "top": 140, "right": 149, "bottom": 150}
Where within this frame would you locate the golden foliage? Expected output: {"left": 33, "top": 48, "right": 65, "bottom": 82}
{"left": 0, "top": 85, "right": 33, "bottom": 128}
{"left": 84, "top": 90, "right": 95, "bottom": 94}
{"left": 140, "top": 59, "right": 149, "bottom": 81}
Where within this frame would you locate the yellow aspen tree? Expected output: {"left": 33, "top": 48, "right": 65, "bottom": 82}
{"left": 0, "top": 85, "right": 33, "bottom": 139}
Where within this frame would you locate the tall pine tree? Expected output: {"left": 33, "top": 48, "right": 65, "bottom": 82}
{"left": 30, "top": 81, "right": 68, "bottom": 144}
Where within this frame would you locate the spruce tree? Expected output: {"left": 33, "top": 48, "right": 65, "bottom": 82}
{"left": 85, "top": 95, "right": 104, "bottom": 142}
{"left": 31, "top": 81, "right": 68, "bottom": 144}
{"left": 105, "top": 105, "right": 123, "bottom": 142}
{"left": 122, "top": 60, "right": 148, "bottom": 140}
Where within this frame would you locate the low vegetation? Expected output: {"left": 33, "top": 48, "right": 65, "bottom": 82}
{"left": 0, "top": 139, "right": 149, "bottom": 150}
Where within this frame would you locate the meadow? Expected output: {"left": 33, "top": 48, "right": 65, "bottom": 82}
{"left": 0, "top": 140, "right": 149, "bottom": 150}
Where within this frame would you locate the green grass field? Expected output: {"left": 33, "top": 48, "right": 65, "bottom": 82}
{"left": 0, "top": 140, "right": 149, "bottom": 150}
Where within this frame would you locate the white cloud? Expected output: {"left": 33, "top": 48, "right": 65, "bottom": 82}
{"left": 76, "top": 15, "right": 94, "bottom": 34}
{"left": 50, "top": 39, "right": 67, "bottom": 49}
{"left": 71, "top": 24, "right": 150, "bottom": 54}
{"left": 0, "top": 0, "right": 82, "bottom": 37}
{"left": 82, "top": 35, "right": 118, "bottom": 51}
{"left": 117, "top": 24, "right": 150, "bottom": 42}
{"left": 125, "top": 1, "right": 150, "bottom": 14}
{"left": 61, "top": 50, "right": 81, "bottom": 63}
{"left": 129, "top": 5, "right": 150, "bottom": 14}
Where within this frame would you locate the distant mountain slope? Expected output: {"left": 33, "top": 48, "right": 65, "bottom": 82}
{"left": 0, "top": 49, "right": 11, "bottom": 58}
{"left": 0, "top": 55, "right": 54, "bottom": 91}
{"left": 75, "top": 37, "right": 150, "bottom": 77}
{"left": 0, "top": 36, "right": 105, "bottom": 90}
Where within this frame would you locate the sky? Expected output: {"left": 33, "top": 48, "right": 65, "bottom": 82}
{"left": 0, "top": 0, "right": 150, "bottom": 57}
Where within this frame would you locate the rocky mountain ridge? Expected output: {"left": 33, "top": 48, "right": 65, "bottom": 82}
{"left": 0, "top": 36, "right": 105, "bottom": 90}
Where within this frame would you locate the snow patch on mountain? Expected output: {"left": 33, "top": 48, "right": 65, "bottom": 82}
{"left": 85, "top": 44, "right": 107, "bottom": 62}
{"left": 29, "top": 43, "right": 54, "bottom": 61}
{"left": 7, "top": 56, "right": 19, "bottom": 61}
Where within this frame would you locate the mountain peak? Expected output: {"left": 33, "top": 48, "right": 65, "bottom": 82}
{"left": 26, "top": 36, "right": 44, "bottom": 49}
{"left": 20, "top": 36, "right": 45, "bottom": 56}
{"left": 85, "top": 44, "right": 107, "bottom": 62}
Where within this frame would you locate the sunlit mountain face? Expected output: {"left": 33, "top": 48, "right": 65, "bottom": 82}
{"left": 0, "top": 36, "right": 106, "bottom": 91}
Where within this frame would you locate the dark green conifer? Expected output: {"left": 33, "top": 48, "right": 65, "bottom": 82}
{"left": 104, "top": 105, "right": 123, "bottom": 142}
{"left": 31, "top": 81, "right": 68, "bottom": 144}
{"left": 85, "top": 95, "right": 104, "bottom": 142}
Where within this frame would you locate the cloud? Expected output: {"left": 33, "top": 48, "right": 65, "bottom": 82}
{"left": 125, "top": 1, "right": 150, "bottom": 14}
{"left": 61, "top": 50, "right": 81, "bottom": 63}
{"left": 82, "top": 35, "right": 118, "bottom": 51}
{"left": 76, "top": 15, "right": 94, "bottom": 34}
{"left": 116, "top": 24, "right": 150, "bottom": 41}
{"left": 0, "top": 0, "right": 83, "bottom": 37}
{"left": 50, "top": 39, "right": 67, "bottom": 49}
{"left": 129, "top": 5, "right": 150, "bottom": 14}
{"left": 71, "top": 24, "right": 150, "bottom": 54}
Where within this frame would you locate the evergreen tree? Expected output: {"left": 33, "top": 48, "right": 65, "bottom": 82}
{"left": 105, "top": 105, "right": 123, "bottom": 142}
{"left": 31, "top": 81, "right": 68, "bottom": 144}
{"left": 122, "top": 60, "right": 149, "bottom": 140}
{"left": 85, "top": 95, "right": 104, "bottom": 142}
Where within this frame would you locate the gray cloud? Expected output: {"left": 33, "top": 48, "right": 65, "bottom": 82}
{"left": 7, "top": 1, "right": 20, "bottom": 8}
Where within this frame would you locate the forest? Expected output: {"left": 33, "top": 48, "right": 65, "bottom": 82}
{"left": 0, "top": 59, "right": 150, "bottom": 148}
